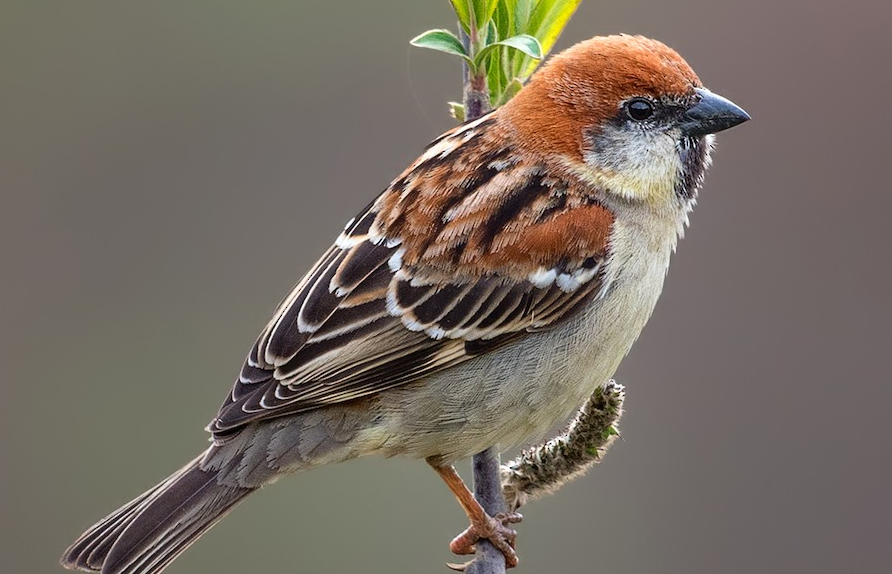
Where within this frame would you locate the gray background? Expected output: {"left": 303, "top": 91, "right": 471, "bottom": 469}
{"left": 3, "top": 1, "right": 891, "bottom": 573}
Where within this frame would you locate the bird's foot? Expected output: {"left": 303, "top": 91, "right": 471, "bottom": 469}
{"left": 449, "top": 511, "right": 523, "bottom": 568}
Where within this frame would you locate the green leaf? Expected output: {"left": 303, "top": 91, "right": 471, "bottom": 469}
{"left": 485, "top": 18, "right": 499, "bottom": 45}
{"left": 429, "top": 0, "right": 584, "bottom": 122}
{"left": 474, "top": 34, "right": 542, "bottom": 68}
{"left": 410, "top": 29, "right": 474, "bottom": 67}
{"left": 487, "top": 64, "right": 504, "bottom": 104}
{"left": 525, "top": 0, "right": 559, "bottom": 41}
{"left": 528, "top": 0, "right": 582, "bottom": 56}
{"left": 449, "top": 0, "right": 472, "bottom": 32}
{"left": 507, "top": 0, "right": 535, "bottom": 77}
{"left": 508, "top": 0, "right": 582, "bottom": 80}
{"left": 500, "top": 33, "right": 543, "bottom": 59}
{"left": 484, "top": 18, "right": 506, "bottom": 98}
{"left": 471, "top": 0, "right": 500, "bottom": 30}
{"left": 494, "top": 77, "right": 524, "bottom": 106}
{"left": 513, "top": 0, "right": 533, "bottom": 32}
{"left": 448, "top": 102, "right": 466, "bottom": 122}
{"left": 492, "top": 0, "right": 515, "bottom": 40}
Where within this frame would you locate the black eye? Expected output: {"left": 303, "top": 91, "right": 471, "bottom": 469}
{"left": 627, "top": 98, "right": 654, "bottom": 121}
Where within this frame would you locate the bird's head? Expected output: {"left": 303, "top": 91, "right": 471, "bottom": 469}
{"left": 501, "top": 34, "right": 749, "bottom": 207}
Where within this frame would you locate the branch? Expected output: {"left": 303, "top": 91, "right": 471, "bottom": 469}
{"left": 460, "top": 27, "right": 491, "bottom": 120}
{"left": 459, "top": 381, "right": 625, "bottom": 572}
{"left": 454, "top": 20, "right": 626, "bottom": 571}
{"left": 501, "top": 381, "right": 625, "bottom": 511}
{"left": 464, "top": 447, "right": 509, "bottom": 574}
{"left": 458, "top": 24, "right": 504, "bottom": 574}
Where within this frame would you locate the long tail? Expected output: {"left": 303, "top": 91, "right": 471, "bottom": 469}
{"left": 61, "top": 454, "right": 255, "bottom": 574}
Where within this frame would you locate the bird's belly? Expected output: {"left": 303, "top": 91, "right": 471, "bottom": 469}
{"left": 367, "top": 256, "right": 668, "bottom": 463}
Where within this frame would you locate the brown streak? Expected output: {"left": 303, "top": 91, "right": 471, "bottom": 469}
{"left": 481, "top": 204, "right": 613, "bottom": 269}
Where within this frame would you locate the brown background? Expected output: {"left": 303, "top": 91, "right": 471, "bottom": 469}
{"left": 3, "top": 1, "right": 891, "bottom": 573}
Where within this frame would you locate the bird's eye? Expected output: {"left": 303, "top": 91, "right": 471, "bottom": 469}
{"left": 627, "top": 99, "right": 654, "bottom": 121}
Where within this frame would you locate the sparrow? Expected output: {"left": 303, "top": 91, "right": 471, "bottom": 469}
{"left": 61, "top": 34, "right": 749, "bottom": 574}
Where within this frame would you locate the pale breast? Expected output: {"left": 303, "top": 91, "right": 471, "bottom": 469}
{"left": 365, "top": 209, "right": 679, "bottom": 463}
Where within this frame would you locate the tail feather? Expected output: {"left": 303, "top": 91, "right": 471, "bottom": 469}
{"left": 63, "top": 465, "right": 177, "bottom": 571}
{"left": 61, "top": 455, "right": 255, "bottom": 574}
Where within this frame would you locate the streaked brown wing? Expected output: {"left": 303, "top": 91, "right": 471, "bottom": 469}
{"left": 209, "top": 118, "right": 614, "bottom": 438}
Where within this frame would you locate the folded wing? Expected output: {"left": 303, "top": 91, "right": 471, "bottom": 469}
{"left": 209, "top": 118, "right": 615, "bottom": 439}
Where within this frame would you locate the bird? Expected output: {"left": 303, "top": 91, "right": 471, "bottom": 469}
{"left": 61, "top": 34, "right": 749, "bottom": 574}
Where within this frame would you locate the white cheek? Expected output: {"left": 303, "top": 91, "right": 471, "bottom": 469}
{"left": 583, "top": 127, "right": 683, "bottom": 202}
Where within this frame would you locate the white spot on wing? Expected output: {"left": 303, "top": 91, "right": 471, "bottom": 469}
{"left": 388, "top": 247, "right": 405, "bottom": 272}
{"left": 555, "top": 265, "right": 600, "bottom": 292}
{"left": 438, "top": 130, "right": 477, "bottom": 159}
{"left": 555, "top": 274, "right": 577, "bottom": 292}
{"left": 425, "top": 326, "right": 446, "bottom": 340}
{"left": 528, "top": 268, "right": 556, "bottom": 288}
{"left": 418, "top": 138, "right": 459, "bottom": 164}
{"left": 336, "top": 233, "right": 365, "bottom": 249}
{"left": 402, "top": 317, "right": 426, "bottom": 332}
{"left": 385, "top": 289, "right": 402, "bottom": 316}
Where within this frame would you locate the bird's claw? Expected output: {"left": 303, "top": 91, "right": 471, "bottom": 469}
{"left": 449, "top": 512, "right": 523, "bottom": 568}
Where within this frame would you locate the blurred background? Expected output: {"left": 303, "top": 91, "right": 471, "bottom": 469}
{"left": 3, "top": 1, "right": 891, "bottom": 573}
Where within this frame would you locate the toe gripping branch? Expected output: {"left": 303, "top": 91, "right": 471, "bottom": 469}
{"left": 435, "top": 381, "right": 625, "bottom": 573}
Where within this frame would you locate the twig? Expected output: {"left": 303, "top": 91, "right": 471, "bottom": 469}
{"left": 464, "top": 447, "right": 509, "bottom": 574}
{"left": 460, "top": 381, "right": 625, "bottom": 572}
{"left": 460, "top": 27, "right": 492, "bottom": 121}
{"left": 458, "top": 24, "right": 503, "bottom": 574}
{"left": 501, "top": 381, "right": 625, "bottom": 511}
{"left": 454, "top": 26, "right": 625, "bottom": 574}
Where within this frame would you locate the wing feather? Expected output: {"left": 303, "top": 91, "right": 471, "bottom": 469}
{"left": 209, "top": 123, "right": 615, "bottom": 438}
